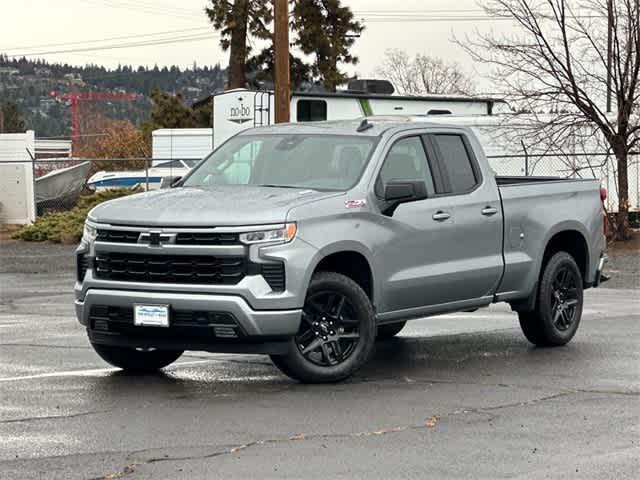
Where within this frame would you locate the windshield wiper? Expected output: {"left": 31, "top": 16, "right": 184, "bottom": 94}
{"left": 258, "top": 184, "right": 304, "bottom": 189}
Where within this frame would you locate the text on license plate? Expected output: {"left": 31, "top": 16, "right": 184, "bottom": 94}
{"left": 134, "top": 305, "right": 170, "bottom": 327}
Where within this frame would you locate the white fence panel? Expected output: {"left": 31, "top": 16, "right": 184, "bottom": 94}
{"left": 0, "top": 131, "right": 36, "bottom": 224}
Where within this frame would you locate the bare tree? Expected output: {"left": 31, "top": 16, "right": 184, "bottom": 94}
{"left": 460, "top": 0, "right": 639, "bottom": 240}
{"left": 376, "top": 49, "right": 475, "bottom": 95}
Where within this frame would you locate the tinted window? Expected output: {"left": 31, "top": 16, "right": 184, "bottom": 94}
{"left": 433, "top": 134, "right": 477, "bottom": 193}
{"left": 297, "top": 100, "right": 327, "bottom": 122}
{"left": 379, "top": 136, "right": 433, "bottom": 189}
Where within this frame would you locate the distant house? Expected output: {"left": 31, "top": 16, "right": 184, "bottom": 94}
{"left": 0, "top": 67, "right": 19, "bottom": 76}
{"left": 63, "top": 73, "right": 84, "bottom": 85}
{"left": 34, "top": 67, "right": 52, "bottom": 76}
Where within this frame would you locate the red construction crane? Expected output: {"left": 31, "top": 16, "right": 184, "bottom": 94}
{"left": 50, "top": 91, "right": 143, "bottom": 154}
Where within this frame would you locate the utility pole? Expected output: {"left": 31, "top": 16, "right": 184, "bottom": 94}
{"left": 606, "top": 0, "right": 613, "bottom": 113}
{"left": 274, "top": 0, "right": 290, "bottom": 123}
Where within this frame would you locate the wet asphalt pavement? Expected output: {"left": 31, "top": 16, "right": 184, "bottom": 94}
{"left": 0, "top": 239, "right": 638, "bottom": 479}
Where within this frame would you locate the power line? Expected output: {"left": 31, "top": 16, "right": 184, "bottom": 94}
{"left": 5, "top": 33, "right": 220, "bottom": 58}
{"left": 4, "top": 27, "right": 211, "bottom": 52}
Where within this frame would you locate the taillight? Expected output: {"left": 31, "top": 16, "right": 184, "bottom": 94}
{"left": 600, "top": 186, "right": 608, "bottom": 236}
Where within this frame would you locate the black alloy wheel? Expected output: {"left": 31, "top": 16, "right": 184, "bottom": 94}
{"left": 549, "top": 266, "right": 580, "bottom": 331}
{"left": 270, "top": 272, "right": 376, "bottom": 383}
{"left": 518, "top": 251, "right": 584, "bottom": 347}
{"left": 295, "top": 291, "right": 361, "bottom": 366}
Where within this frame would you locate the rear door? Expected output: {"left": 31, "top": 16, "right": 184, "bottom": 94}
{"left": 423, "top": 131, "right": 504, "bottom": 302}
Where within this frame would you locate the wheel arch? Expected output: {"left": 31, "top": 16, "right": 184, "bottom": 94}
{"left": 307, "top": 243, "right": 376, "bottom": 305}
{"left": 541, "top": 228, "right": 590, "bottom": 283}
{"left": 511, "top": 225, "right": 589, "bottom": 313}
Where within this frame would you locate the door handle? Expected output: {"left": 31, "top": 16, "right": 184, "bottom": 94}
{"left": 481, "top": 207, "right": 498, "bottom": 216}
{"left": 432, "top": 211, "right": 451, "bottom": 221}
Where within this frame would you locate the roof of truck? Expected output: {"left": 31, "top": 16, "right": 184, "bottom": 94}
{"left": 237, "top": 116, "right": 475, "bottom": 137}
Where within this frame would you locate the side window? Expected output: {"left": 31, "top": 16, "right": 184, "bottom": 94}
{"left": 379, "top": 136, "right": 434, "bottom": 189}
{"left": 432, "top": 134, "right": 478, "bottom": 193}
{"left": 296, "top": 100, "right": 327, "bottom": 122}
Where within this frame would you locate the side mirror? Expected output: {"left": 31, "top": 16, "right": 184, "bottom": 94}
{"left": 384, "top": 179, "right": 427, "bottom": 202}
{"left": 382, "top": 179, "right": 428, "bottom": 216}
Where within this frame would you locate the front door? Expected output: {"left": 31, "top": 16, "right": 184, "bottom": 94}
{"left": 374, "top": 131, "right": 503, "bottom": 314}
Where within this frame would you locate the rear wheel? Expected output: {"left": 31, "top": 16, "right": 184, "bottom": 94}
{"left": 518, "top": 251, "right": 584, "bottom": 347}
{"left": 270, "top": 272, "right": 376, "bottom": 383}
{"left": 376, "top": 321, "right": 406, "bottom": 339}
{"left": 91, "top": 343, "right": 183, "bottom": 372}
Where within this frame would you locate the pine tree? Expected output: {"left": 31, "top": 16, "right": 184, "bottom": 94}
{"left": 141, "top": 90, "right": 212, "bottom": 140}
{"left": 291, "top": 0, "right": 363, "bottom": 92}
{"left": 246, "top": 46, "right": 313, "bottom": 90}
{"left": 205, "top": 0, "right": 272, "bottom": 89}
{"left": 0, "top": 102, "right": 25, "bottom": 133}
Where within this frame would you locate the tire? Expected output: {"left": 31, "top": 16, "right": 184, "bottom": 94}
{"left": 270, "top": 272, "right": 376, "bottom": 383}
{"left": 91, "top": 343, "right": 183, "bottom": 372}
{"left": 376, "top": 321, "right": 406, "bottom": 339}
{"left": 518, "top": 251, "right": 584, "bottom": 347}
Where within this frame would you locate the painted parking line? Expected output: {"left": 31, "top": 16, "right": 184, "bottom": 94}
{"left": 0, "top": 359, "right": 218, "bottom": 383}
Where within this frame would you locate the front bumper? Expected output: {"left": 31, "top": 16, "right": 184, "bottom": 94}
{"left": 76, "top": 289, "right": 301, "bottom": 354}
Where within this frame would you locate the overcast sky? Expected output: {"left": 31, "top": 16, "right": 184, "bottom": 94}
{"left": 4, "top": 0, "right": 517, "bottom": 92}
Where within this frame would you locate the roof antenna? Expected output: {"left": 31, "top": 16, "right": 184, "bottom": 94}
{"left": 357, "top": 119, "right": 373, "bottom": 132}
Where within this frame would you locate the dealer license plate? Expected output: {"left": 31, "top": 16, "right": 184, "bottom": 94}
{"left": 134, "top": 305, "right": 170, "bottom": 328}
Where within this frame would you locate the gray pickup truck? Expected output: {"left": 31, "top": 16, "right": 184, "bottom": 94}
{"left": 75, "top": 117, "right": 607, "bottom": 383}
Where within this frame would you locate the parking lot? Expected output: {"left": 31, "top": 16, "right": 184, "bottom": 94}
{"left": 1, "top": 239, "right": 638, "bottom": 479}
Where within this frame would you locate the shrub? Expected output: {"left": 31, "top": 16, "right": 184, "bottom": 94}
{"left": 12, "top": 188, "right": 140, "bottom": 243}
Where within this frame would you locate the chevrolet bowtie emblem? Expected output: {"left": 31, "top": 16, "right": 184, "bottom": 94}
{"left": 138, "top": 232, "right": 176, "bottom": 246}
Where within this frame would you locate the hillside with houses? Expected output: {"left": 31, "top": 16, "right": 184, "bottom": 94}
{"left": 0, "top": 55, "right": 225, "bottom": 137}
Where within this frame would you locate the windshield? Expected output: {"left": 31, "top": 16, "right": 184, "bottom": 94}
{"left": 182, "top": 134, "right": 377, "bottom": 190}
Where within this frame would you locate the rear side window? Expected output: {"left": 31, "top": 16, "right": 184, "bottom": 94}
{"left": 432, "top": 134, "right": 478, "bottom": 193}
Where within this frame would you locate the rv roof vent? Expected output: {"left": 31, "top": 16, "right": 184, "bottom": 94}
{"left": 427, "top": 109, "right": 452, "bottom": 115}
{"left": 347, "top": 79, "right": 395, "bottom": 95}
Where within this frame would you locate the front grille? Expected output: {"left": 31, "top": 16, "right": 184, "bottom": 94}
{"left": 77, "top": 253, "right": 89, "bottom": 281}
{"left": 94, "top": 252, "right": 246, "bottom": 285}
{"left": 89, "top": 305, "right": 243, "bottom": 340}
{"left": 176, "top": 232, "right": 239, "bottom": 245}
{"left": 261, "top": 262, "right": 286, "bottom": 292}
{"left": 96, "top": 229, "right": 140, "bottom": 243}
{"left": 95, "top": 229, "right": 240, "bottom": 245}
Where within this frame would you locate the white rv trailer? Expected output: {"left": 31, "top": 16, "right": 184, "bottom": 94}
{"left": 211, "top": 88, "right": 506, "bottom": 149}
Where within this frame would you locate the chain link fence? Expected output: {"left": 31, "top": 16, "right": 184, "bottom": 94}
{"left": 486, "top": 152, "right": 640, "bottom": 214}
{"left": 1, "top": 152, "right": 639, "bottom": 220}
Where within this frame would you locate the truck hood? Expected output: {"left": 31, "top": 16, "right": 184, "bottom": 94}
{"left": 88, "top": 185, "right": 341, "bottom": 227}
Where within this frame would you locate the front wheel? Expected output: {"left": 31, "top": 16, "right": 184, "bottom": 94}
{"left": 91, "top": 342, "right": 183, "bottom": 372}
{"left": 519, "top": 251, "right": 584, "bottom": 347}
{"left": 270, "top": 272, "right": 376, "bottom": 383}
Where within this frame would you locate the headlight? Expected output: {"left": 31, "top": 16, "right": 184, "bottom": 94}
{"left": 82, "top": 221, "right": 98, "bottom": 243}
{"left": 239, "top": 223, "right": 297, "bottom": 245}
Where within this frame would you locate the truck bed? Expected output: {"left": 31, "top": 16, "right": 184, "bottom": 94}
{"left": 494, "top": 175, "right": 603, "bottom": 302}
